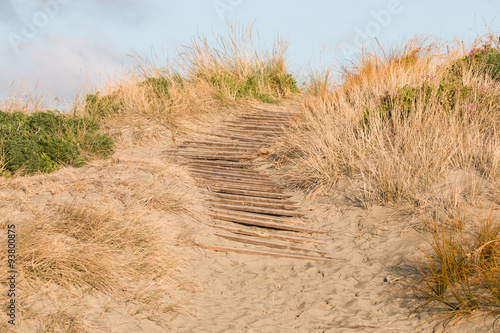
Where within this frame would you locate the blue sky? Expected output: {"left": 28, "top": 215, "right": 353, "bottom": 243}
{"left": 1, "top": 0, "right": 499, "bottom": 108}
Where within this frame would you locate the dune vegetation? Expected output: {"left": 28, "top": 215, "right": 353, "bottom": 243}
{"left": 2, "top": 21, "right": 500, "bottom": 331}
{"left": 272, "top": 35, "right": 500, "bottom": 327}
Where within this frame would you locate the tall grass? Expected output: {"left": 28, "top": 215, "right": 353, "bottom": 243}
{"left": 79, "top": 22, "right": 299, "bottom": 125}
{"left": 410, "top": 217, "right": 500, "bottom": 328}
{"left": 274, "top": 37, "right": 500, "bottom": 208}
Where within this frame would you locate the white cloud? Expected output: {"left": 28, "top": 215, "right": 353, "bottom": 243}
{"left": 0, "top": 34, "right": 130, "bottom": 104}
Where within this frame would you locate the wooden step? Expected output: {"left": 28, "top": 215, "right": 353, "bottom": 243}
{"left": 171, "top": 145, "right": 260, "bottom": 152}
{"left": 190, "top": 168, "right": 272, "bottom": 182}
{"left": 207, "top": 197, "right": 301, "bottom": 211}
{"left": 180, "top": 140, "right": 261, "bottom": 148}
{"left": 209, "top": 211, "right": 327, "bottom": 234}
{"left": 208, "top": 186, "right": 292, "bottom": 199}
{"left": 198, "top": 244, "right": 333, "bottom": 261}
{"left": 211, "top": 202, "right": 304, "bottom": 217}
{"left": 203, "top": 181, "right": 285, "bottom": 193}
{"left": 191, "top": 172, "right": 276, "bottom": 186}
{"left": 210, "top": 208, "right": 306, "bottom": 225}
{"left": 210, "top": 192, "right": 298, "bottom": 205}
{"left": 163, "top": 148, "right": 256, "bottom": 156}
{"left": 215, "top": 233, "right": 327, "bottom": 256}
{"left": 188, "top": 164, "right": 262, "bottom": 175}
{"left": 183, "top": 160, "right": 254, "bottom": 168}
{"left": 211, "top": 224, "right": 329, "bottom": 245}
{"left": 166, "top": 153, "right": 252, "bottom": 161}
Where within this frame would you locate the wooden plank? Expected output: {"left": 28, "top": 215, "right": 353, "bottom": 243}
{"left": 203, "top": 181, "right": 284, "bottom": 193}
{"left": 219, "top": 128, "right": 280, "bottom": 136}
{"left": 210, "top": 208, "right": 306, "bottom": 226}
{"left": 209, "top": 211, "right": 326, "bottom": 233}
{"left": 188, "top": 164, "right": 262, "bottom": 175}
{"left": 191, "top": 172, "right": 276, "bottom": 186}
{"left": 225, "top": 123, "right": 285, "bottom": 130}
{"left": 208, "top": 186, "right": 292, "bottom": 199}
{"left": 172, "top": 145, "right": 260, "bottom": 152}
{"left": 163, "top": 148, "right": 256, "bottom": 156}
{"left": 207, "top": 197, "right": 301, "bottom": 211}
{"left": 210, "top": 192, "right": 298, "bottom": 205}
{"left": 242, "top": 112, "right": 296, "bottom": 118}
{"left": 182, "top": 160, "right": 254, "bottom": 168}
{"left": 211, "top": 202, "right": 304, "bottom": 217}
{"left": 211, "top": 224, "right": 329, "bottom": 245}
{"left": 207, "top": 133, "right": 268, "bottom": 143}
{"left": 228, "top": 119, "right": 288, "bottom": 124}
{"left": 189, "top": 168, "right": 272, "bottom": 182}
{"left": 198, "top": 244, "right": 333, "bottom": 261}
{"left": 180, "top": 140, "right": 260, "bottom": 148}
{"left": 165, "top": 153, "right": 251, "bottom": 161}
{"left": 215, "top": 233, "right": 328, "bottom": 255}
{"left": 238, "top": 116, "right": 292, "bottom": 122}
{"left": 244, "top": 110, "right": 298, "bottom": 116}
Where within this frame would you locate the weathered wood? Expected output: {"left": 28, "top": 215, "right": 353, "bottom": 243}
{"left": 198, "top": 244, "right": 333, "bottom": 261}
{"left": 180, "top": 140, "right": 260, "bottom": 148}
{"left": 172, "top": 145, "right": 260, "bottom": 153}
{"left": 219, "top": 128, "right": 280, "bottom": 136}
{"left": 203, "top": 181, "right": 285, "bottom": 193}
{"left": 163, "top": 148, "right": 256, "bottom": 156}
{"left": 191, "top": 172, "right": 277, "bottom": 186}
{"left": 165, "top": 153, "right": 252, "bottom": 161}
{"left": 225, "top": 122, "right": 285, "bottom": 130}
{"left": 211, "top": 202, "right": 304, "bottom": 217}
{"left": 207, "top": 197, "right": 301, "bottom": 211}
{"left": 188, "top": 164, "right": 262, "bottom": 175}
{"left": 208, "top": 186, "right": 292, "bottom": 199}
{"left": 183, "top": 160, "right": 254, "bottom": 168}
{"left": 215, "top": 233, "right": 327, "bottom": 255}
{"left": 195, "top": 177, "right": 277, "bottom": 189}
{"left": 211, "top": 224, "right": 329, "bottom": 245}
{"left": 210, "top": 192, "right": 298, "bottom": 205}
{"left": 210, "top": 208, "right": 306, "bottom": 225}
{"left": 208, "top": 133, "right": 268, "bottom": 142}
{"left": 190, "top": 168, "right": 272, "bottom": 182}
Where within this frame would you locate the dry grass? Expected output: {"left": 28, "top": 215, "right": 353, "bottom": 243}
{"left": 407, "top": 216, "right": 500, "bottom": 329}
{"left": 75, "top": 21, "right": 298, "bottom": 130}
{"left": 0, "top": 151, "right": 203, "bottom": 331}
{"left": 270, "top": 34, "right": 500, "bottom": 327}
{"left": 273, "top": 36, "right": 500, "bottom": 210}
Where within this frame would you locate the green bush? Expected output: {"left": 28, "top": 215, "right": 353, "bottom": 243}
{"left": 84, "top": 93, "right": 121, "bottom": 118}
{"left": 362, "top": 77, "right": 485, "bottom": 127}
{"left": 139, "top": 77, "right": 171, "bottom": 98}
{"left": 452, "top": 47, "right": 500, "bottom": 80}
{"left": 0, "top": 110, "right": 114, "bottom": 176}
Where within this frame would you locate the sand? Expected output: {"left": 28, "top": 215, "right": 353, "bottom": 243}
{"left": 1, "top": 110, "right": 496, "bottom": 332}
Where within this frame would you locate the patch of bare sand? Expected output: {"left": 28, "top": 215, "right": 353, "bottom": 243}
{"left": 0, "top": 120, "right": 208, "bottom": 332}
{"left": 168, "top": 177, "right": 496, "bottom": 332}
{"left": 1, "top": 107, "right": 496, "bottom": 332}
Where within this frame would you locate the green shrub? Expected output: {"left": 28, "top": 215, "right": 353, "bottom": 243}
{"left": 84, "top": 93, "right": 121, "bottom": 118}
{"left": 0, "top": 110, "right": 114, "bottom": 176}
{"left": 451, "top": 47, "right": 500, "bottom": 80}
{"left": 139, "top": 77, "right": 171, "bottom": 98}
{"left": 362, "top": 77, "right": 484, "bottom": 127}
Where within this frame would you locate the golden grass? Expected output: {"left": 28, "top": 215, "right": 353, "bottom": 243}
{"left": 269, "top": 34, "right": 500, "bottom": 327}
{"left": 0, "top": 153, "right": 202, "bottom": 331}
{"left": 407, "top": 216, "right": 500, "bottom": 329}
{"left": 75, "top": 21, "right": 298, "bottom": 130}
{"left": 273, "top": 37, "right": 500, "bottom": 209}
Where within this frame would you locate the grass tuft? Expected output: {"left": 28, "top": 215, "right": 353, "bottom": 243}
{"left": 0, "top": 110, "right": 114, "bottom": 176}
{"left": 411, "top": 217, "right": 500, "bottom": 326}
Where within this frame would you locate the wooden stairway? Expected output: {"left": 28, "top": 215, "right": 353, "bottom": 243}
{"left": 163, "top": 108, "right": 332, "bottom": 261}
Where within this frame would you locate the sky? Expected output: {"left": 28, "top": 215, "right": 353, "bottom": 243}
{"left": 1, "top": 0, "right": 499, "bottom": 109}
